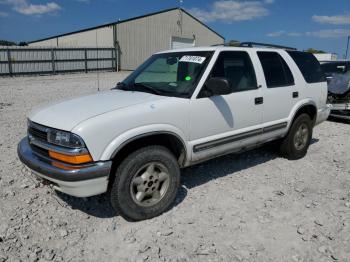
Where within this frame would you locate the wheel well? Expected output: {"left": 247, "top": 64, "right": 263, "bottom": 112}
{"left": 293, "top": 104, "right": 317, "bottom": 125}
{"left": 107, "top": 133, "right": 186, "bottom": 189}
{"left": 111, "top": 133, "right": 187, "bottom": 169}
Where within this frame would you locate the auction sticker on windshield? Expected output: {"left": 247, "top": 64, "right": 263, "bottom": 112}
{"left": 179, "top": 56, "right": 206, "bottom": 64}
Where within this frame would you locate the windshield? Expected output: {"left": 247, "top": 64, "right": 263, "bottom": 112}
{"left": 118, "top": 51, "right": 214, "bottom": 98}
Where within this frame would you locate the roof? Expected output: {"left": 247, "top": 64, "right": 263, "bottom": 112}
{"left": 156, "top": 46, "right": 296, "bottom": 54}
{"left": 28, "top": 7, "right": 224, "bottom": 44}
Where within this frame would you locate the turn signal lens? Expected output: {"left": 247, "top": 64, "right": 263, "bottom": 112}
{"left": 49, "top": 151, "right": 93, "bottom": 164}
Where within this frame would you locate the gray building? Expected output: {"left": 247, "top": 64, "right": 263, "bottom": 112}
{"left": 28, "top": 8, "right": 224, "bottom": 70}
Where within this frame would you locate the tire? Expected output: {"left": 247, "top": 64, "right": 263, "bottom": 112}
{"left": 110, "top": 145, "right": 180, "bottom": 221}
{"left": 279, "top": 113, "right": 313, "bottom": 160}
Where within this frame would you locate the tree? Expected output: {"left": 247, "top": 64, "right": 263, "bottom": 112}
{"left": 305, "top": 48, "right": 326, "bottom": 54}
{"left": 19, "top": 42, "right": 28, "bottom": 46}
{"left": 0, "top": 40, "right": 17, "bottom": 46}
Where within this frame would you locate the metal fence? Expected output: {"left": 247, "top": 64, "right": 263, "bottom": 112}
{"left": 0, "top": 47, "right": 118, "bottom": 76}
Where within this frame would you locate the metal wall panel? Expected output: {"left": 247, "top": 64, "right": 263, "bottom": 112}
{"left": 29, "top": 38, "right": 57, "bottom": 47}
{"left": 27, "top": 9, "right": 224, "bottom": 70}
{"left": 116, "top": 9, "right": 179, "bottom": 70}
{"left": 57, "top": 26, "right": 114, "bottom": 47}
{"left": 29, "top": 27, "right": 114, "bottom": 48}
{"left": 116, "top": 9, "right": 224, "bottom": 70}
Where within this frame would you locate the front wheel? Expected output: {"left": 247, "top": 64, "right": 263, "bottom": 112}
{"left": 279, "top": 114, "right": 313, "bottom": 160}
{"left": 110, "top": 146, "right": 180, "bottom": 221}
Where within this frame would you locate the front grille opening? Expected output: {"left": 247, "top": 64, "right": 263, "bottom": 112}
{"left": 30, "top": 143, "right": 49, "bottom": 157}
{"left": 28, "top": 126, "right": 47, "bottom": 142}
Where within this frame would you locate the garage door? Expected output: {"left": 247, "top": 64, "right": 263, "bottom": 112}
{"left": 171, "top": 37, "right": 195, "bottom": 49}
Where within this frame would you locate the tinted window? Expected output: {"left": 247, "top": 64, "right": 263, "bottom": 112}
{"left": 257, "top": 51, "right": 294, "bottom": 88}
{"left": 321, "top": 62, "right": 350, "bottom": 76}
{"left": 208, "top": 51, "right": 257, "bottom": 92}
{"left": 287, "top": 51, "right": 326, "bottom": 83}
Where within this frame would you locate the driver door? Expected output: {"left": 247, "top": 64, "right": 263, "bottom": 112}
{"left": 189, "top": 51, "right": 264, "bottom": 162}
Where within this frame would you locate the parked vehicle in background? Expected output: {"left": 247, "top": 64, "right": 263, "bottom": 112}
{"left": 321, "top": 61, "right": 350, "bottom": 120}
{"left": 18, "top": 44, "right": 330, "bottom": 221}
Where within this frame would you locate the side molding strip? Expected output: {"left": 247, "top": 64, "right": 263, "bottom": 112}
{"left": 193, "top": 122, "right": 287, "bottom": 153}
{"left": 262, "top": 122, "right": 288, "bottom": 133}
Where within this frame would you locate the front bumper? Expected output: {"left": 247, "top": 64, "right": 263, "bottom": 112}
{"left": 329, "top": 102, "right": 350, "bottom": 120}
{"left": 17, "top": 137, "right": 112, "bottom": 197}
{"left": 315, "top": 104, "right": 332, "bottom": 125}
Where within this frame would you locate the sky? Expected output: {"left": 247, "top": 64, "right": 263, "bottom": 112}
{"left": 0, "top": 0, "right": 349, "bottom": 58}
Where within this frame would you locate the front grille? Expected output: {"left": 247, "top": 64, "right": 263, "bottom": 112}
{"left": 27, "top": 121, "right": 88, "bottom": 161}
{"left": 27, "top": 121, "right": 50, "bottom": 157}
{"left": 28, "top": 126, "right": 47, "bottom": 142}
{"left": 31, "top": 143, "right": 49, "bottom": 157}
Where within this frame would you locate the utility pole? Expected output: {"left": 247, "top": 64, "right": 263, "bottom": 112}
{"left": 346, "top": 36, "right": 350, "bottom": 59}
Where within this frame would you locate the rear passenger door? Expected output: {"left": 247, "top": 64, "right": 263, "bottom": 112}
{"left": 257, "top": 51, "right": 297, "bottom": 127}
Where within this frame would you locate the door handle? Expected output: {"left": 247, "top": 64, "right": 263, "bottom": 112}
{"left": 255, "top": 97, "right": 263, "bottom": 105}
{"left": 293, "top": 92, "right": 299, "bottom": 98}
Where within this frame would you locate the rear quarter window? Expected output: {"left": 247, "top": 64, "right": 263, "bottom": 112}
{"left": 257, "top": 51, "right": 294, "bottom": 88}
{"left": 287, "top": 51, "right": 326, "bottom": 83}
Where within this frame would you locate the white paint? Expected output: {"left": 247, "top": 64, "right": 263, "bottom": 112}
{"left": 28, "top": 46, "right": 330, "bottom": 167}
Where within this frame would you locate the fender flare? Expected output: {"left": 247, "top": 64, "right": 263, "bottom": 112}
{"left": 99, "top": 124, "right": 190, "bottom": 162}
{"left": 287, "top": 99, "right": 317, "bottom": 129}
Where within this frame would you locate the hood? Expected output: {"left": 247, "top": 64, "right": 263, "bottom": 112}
{"left": 29, "top": 90, "right": 166, "bottom": 131}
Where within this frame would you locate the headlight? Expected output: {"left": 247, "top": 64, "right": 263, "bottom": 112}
{"left": 47, "top": 129, "right": 85, "bottom": 148}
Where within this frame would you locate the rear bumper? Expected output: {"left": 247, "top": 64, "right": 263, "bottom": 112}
{"left": 331, "top": 102, "right": 350, "bottom": 111}
{"left": 315, "top": 104, "right": 332, "bottom": 125}
{"left": 329, "top": 103, "right": 350, "bottom": 120}
{"left": 17, "top": 137, "right": 112, "bottom": 197}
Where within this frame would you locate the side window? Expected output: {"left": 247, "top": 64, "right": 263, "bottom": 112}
{"left": 257, "top": 51, "right": 294, "bottom": 88}
{"left": 287, "top": 51, "right": 326, "bottom": 83}
{"left": 208, "top": 51, "right": 257, "bottom": 92}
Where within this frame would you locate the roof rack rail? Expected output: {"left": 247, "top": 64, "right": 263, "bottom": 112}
{"left": 239, "top": 42, "right": 297, "bottom": 51}
{"left": 211, "top": 43, "right": 226, "bottom": 46}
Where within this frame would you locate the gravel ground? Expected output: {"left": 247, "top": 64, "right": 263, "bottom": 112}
{"left": 0, "top": 72, "right": 349, "bottom": 262}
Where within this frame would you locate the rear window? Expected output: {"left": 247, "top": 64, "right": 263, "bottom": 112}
{"left": 287, "top": 51, "right": 326, "bottom": 83}
{"left": 321, "top": 62, "right": 350, "bottom": 75}
{"left": 257, "top": 51, "right": 294, "bottom": 88}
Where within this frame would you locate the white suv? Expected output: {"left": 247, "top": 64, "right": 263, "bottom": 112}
{"left": 18, "top": 44, "right": 331, "bottom": 221}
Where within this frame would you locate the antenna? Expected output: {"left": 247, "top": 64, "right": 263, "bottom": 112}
{"left": 95, "top": 30, "right": 100, "bottom": 92}
{"left": 178, "top": 0, "right": 183, "bottom": 7}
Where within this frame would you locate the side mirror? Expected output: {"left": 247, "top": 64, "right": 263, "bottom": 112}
{"left": 205, "top": 77, "right": 232, "bottom": 96}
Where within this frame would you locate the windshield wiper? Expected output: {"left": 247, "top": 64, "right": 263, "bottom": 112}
{"left": 132, "top": 83, "right": 163, "bottom": 95}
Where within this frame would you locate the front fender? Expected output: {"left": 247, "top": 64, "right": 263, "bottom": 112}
{"left": 99, "top": 124, "right": 190, "bottom": 161}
